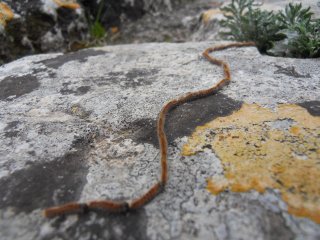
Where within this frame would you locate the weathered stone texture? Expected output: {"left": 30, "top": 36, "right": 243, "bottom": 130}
{"left": 0, "top": 0, "right": 194, "bottom": 65}
{"left": 0, "top": 42, "right": 319, "bottom": 239}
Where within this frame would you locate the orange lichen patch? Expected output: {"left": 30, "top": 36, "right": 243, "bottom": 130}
{"left": 182, "top": 103, "right": 320, "bottom": 223}
{"left": 0, "top": 2, "right": 14, "bottom": 27}
{"left": 290, "top": 126, "right": 300, "bottom": 135}
{"left": 287, "top": 206, "right": 320, "bottom": 224}
{"left": 201, "top": 9, "right": 223, "bottom": 24}
{"left": 53, "top": 0, "right": 80, "bottom": 9}
{"left": 111, "top": 27, "right": 119, "bottom": 34}
{"left": 207, "top": 176, "right": 229, "bottom": 195}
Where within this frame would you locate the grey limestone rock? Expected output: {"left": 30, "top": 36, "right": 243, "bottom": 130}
{"left": 0, "top": 0, "right": 89, "bottom": 65}
{"left": 0, "top": 0, "right": 195, "bottom": 65}
{"left": 0, "top": 41, "right": 319, "bottom": 239}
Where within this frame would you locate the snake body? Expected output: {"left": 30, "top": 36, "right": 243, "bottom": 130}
{"left": 43, "top": 42, "right": 256, "bottom": 218}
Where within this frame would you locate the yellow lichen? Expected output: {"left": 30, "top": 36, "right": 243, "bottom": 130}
{"left": 182, "top": 103, "right": 320, "bottom": 223}
{"left": 0, "top": 2, "right": 14, "bottom": 27}
{"left": 201, "top": 9, "right": 223, "bottom": 24}
{"left": 53, "top": 0, "right": 80, "bottom": 9}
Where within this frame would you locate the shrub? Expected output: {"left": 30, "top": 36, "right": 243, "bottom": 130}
{"left": 220, "top": 0, "right": 320, "bottom": 58}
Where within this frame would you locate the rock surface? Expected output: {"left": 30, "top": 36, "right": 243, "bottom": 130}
{"left": 1, "top": 0, "right": 319, "bottom": 65}
{"left": 0, "top": 41, "right": 320, "bottom": 239}
{"left": 113, "top": 0, "right": 320, "bottom": 44}
{"left": 0, "top": 0, "right": 89, "bottom": 65}
{"left": 112, "top": 0, "right": 223, "bottom": 44}
{"left": 0, "top": 0, "right": 192, "bottom": 65}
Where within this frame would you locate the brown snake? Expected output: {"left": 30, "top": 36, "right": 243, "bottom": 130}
{"left": 43, "top": 42, "right": 256, "bottom": 218}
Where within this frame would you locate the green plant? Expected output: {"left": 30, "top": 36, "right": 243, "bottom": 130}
{"left": 87, "top": 0, "right": 107, "bottom": 40}
{"left": 220, "top": 0, "right": 286, "bottom": 52}
{"left": 277, "top": 3, "right": 312, "bottom": 29}
{"left": 90, "top": 21, "right": 106, "bottom": 39}
{"left": 220, "top": 0, "right": 320, "bottom": 58}
{"left": 277, "top": 3, "right": 320, "bottom": 58}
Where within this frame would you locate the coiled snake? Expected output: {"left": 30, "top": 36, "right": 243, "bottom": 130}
{"left": 43, "top": 42, "right": 256, "bottom": 218}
